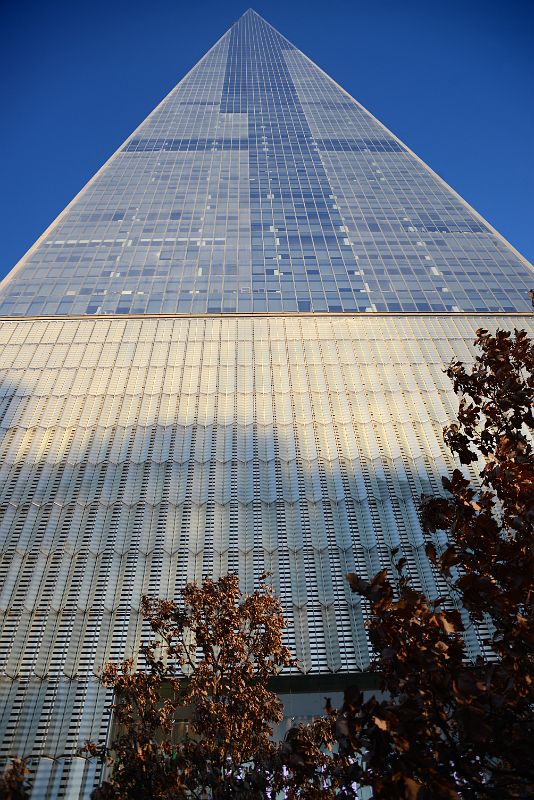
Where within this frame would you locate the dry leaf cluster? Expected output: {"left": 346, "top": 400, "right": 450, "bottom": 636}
{"left": 85, "top": 575, "right": 343, "bottom": 799}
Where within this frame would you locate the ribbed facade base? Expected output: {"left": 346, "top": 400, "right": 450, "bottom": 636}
{"left": 1, "top": 312, "right": 532, "bottom": 797}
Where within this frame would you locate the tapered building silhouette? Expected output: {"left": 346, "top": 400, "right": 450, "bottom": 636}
{"left": 0, "top": 9, "right": 532, "bottom": 797}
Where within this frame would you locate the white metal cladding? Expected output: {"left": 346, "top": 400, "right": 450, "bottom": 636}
{"left": 1, "top": 313, "right": 533, "bottom": 797}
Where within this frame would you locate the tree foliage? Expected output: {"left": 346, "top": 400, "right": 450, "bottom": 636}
{"left": 86, "top": 574, "right": 342, "bottom": 799}
{"left": 339, "top": 317, "right": 534, "bottom": 798}
{"left": 0, "top": 759, "right": 30, "bottom": 800}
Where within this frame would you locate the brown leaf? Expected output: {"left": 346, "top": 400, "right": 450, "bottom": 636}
{"left": 372, "top": 715, "right": 389, "bottom": 731}
{"left": 403, "top": 776, "right": 422, "bottom": 800}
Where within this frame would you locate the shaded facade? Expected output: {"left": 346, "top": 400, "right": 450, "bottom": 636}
{"left": 0, "top": 10, "right": 533, "bottom": 798}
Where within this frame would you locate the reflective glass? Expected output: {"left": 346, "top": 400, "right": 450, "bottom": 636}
{"left": 0, "top": 9, "right": 532, "bottom": 315}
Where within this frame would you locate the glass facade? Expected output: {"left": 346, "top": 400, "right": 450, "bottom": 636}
{"left": 0, "top": 9, "right": 532, "bottom": 317}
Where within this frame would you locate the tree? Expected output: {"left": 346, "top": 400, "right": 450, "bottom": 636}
{"left": 86, "top": 574, "right": 342, "bottom": 799}
{"left": 0, "top": 759, "right": 30, "bottom": 800}
{"left": 86, "top": 574, "right": 292, "bottom": 798}
{"left": 338, "top": 314, "right": 534, "bottom": 798}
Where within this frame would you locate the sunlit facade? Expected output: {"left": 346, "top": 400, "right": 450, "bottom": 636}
{"left": 0, "top": 10, "right": 533, "bottom": 797}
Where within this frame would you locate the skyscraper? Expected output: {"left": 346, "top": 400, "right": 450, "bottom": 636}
{"left": 0, "top": 9, "right": 532, "bottom": 797}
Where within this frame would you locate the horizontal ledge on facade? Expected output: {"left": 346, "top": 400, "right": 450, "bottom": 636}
{"left": 268, "top": 670, "right": 380, "bottom": 693}
{"left": 0, "top": 311, "right": 532, "bottom": 323}
{"left": 153, "top": 671, "right": 381, "bottom": 698}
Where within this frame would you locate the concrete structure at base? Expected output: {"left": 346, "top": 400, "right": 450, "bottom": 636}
{"left": 2, "top": 313, "right": 533, "bottom": 796}
{"left": 0, "top": 8, "right": 533, "bottom": 798}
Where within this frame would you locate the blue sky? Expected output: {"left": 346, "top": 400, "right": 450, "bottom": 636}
{"left": 1, "top": 0, "right": 533, "bottom": 279}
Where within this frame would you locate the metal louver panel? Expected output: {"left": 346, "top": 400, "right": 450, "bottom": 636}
{"left": 1, "top": 313, "right": 529, "bottom": 795}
